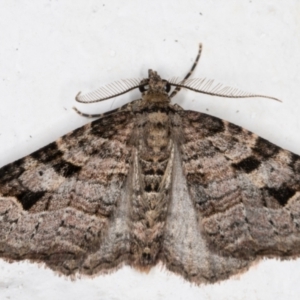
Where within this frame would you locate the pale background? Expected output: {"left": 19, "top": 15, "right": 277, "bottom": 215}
{"left": 0, "top": 1, "right": 300, "bottom": 299}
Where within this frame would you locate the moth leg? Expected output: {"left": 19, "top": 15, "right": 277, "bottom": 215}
{"left": 73, "top": 107, "right": 109, "bottom": 118}
{"left": 73, "top": 99, "right": 141, "bottom": 119}
{"left": 169, "top": 43, "right": 202, "bottom": 99}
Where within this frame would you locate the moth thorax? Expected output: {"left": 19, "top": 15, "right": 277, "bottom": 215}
{"left": 142, "top": 92, "right": 170, "bottom": 104}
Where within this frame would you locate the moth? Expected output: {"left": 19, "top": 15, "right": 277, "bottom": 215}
{"left": 0, "top": 44, "right": 299, "bottom": 285}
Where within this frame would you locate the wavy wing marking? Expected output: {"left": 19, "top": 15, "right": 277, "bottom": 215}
{"left": 0, "top": 111, "right": 135, "bottom": 275}
{"left": 179, "top": 110, "right": 300, "bottom": 259}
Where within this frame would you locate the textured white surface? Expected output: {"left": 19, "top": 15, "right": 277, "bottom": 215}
{"left": 0, "top": 0, "right": 300, "bottom": 299}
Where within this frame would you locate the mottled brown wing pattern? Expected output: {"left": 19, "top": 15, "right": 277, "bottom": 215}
{"left": 0, "top": 111, "right": 135, "bottom": 274}
{"left": 161, "top": 140, "right": 253, "bottom": 285}
{"left": 179, "top": 110, "right": 300, "bottom": 259}
{"left": 0, "top": 43, "right": 298, "bottom": 284}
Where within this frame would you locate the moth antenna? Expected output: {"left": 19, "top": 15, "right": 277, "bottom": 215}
{"left": 75, "top": 78, "right": 143, "bottom": 103}
{"left": 170, "top": 43, "right": 202, "bottom": 98}
{"left": 168, "top": 77, "right": 282, "bottom": 102}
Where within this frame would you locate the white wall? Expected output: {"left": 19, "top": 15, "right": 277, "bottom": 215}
{"left": 0, "top": 1, "right": 300, "bottom": 299}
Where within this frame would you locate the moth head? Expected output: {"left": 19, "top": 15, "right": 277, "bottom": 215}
{"left": 139, "top": 69, "right": 171, "bottom": 95}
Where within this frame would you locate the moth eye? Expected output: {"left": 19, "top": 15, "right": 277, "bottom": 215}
{"left": 139, "top": 84, "right": 149, "bottom": 93}
{"left": 165, "top": 82, "right": 171, "bottom": 93}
